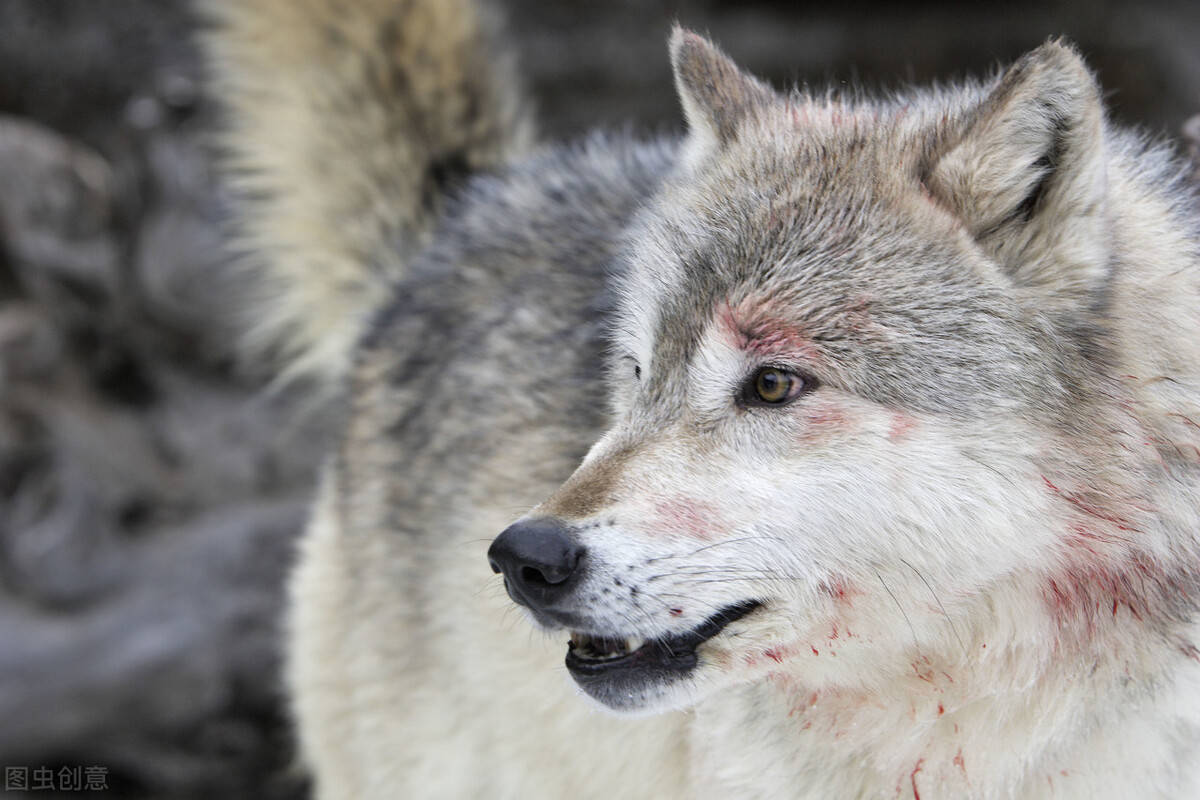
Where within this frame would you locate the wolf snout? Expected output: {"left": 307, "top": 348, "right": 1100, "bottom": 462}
{"left": 488, "top": 517, "right": 585, "bottom": 614}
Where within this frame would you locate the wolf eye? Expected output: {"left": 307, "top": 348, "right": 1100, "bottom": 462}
{"left": 743, "top": 367, "right": 811, "bottom": 406}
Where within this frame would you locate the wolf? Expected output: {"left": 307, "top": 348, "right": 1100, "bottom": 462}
{"left": 206, "top": 0, "right": 1200, "bottom": 797}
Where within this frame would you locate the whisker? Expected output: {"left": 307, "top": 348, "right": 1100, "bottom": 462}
{"left": 875, "top": 567, "right": 920, "bottom": 655}
{"left": 644, "top": 534, "right": 785, "bottom": 565}
{"left": 652, "top": 577, "right": 776, "bottom": 590}
{"left": 654, "top": 568, "right": 810, "bottom": 584}
{"left": 900, "top": 557, "right": 967, "bottom": 658}
{"left": 657, "top": 565, "right": 798, "bottom": 576}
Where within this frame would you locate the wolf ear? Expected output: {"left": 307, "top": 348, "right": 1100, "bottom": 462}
{"left": 670, "top": 26, "right": 777, "bottom": 162}
{"left": 926, "top": 41, "right": 1110, "bottom": 304}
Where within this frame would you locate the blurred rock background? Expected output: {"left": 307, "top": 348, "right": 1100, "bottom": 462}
{"left": 0, "top": 1, "right": 1196, "bottom": 798}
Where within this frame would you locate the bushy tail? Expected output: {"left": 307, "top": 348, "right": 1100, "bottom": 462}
{"left": 202, "top": 0, "right": 532, "bottom": 387}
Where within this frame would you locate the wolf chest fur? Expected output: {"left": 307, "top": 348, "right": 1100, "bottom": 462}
{"left": 209, "top": 2, "right": 1200, "bottom": 797}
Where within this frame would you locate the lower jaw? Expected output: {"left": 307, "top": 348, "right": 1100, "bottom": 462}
{"left": 562, "top": 600, "right": 761, "bottom": 710}
{"left": 566, "top": 660, "right": 689, "bottom": 711}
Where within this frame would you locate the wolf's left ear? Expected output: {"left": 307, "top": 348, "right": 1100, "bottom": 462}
{"left": 670, "top": 26, "right": 777, "bottom": 163}
{"left": 926, "top": 41, "right": 1109, "bottom": 304}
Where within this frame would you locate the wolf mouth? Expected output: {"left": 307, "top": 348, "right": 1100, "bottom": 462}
{"left": 564, "top": 600, "right": 761, "bottom": 704}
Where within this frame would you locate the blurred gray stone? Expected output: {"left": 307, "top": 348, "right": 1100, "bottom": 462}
{"left": 0, "top": 117, "right": 120, "bottom": 320}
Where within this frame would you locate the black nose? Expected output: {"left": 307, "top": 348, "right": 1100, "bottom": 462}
{"left": 487, "top": 517, "right": 583, "bottom": 612}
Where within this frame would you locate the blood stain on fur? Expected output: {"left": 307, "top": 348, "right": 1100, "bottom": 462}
{"left": 764, "top": 646, "right": 790, "bottom": 663}
{"left": 912, "top": 658, "right": 939, "bottom": 688}
{"left": 909, "top": 759, "right": 925, "bottom": 800}
{"left": 1042, "top": 553, "right": 1182, "bottom": 628}
{"left": 715, "top": 298, "right": 824, "bottom": 364}
{"left": 1041, "top": 475, "right": 1138, "bottom": 534}
{"left": 803, "top": 401, "right": 850, "bottom": 430}
{"left": 821, "top": 575, "right": 859, "bottom": 606}
{"left": 653, "top": 497, "right": 719, "bottom": 540}
{"left": 888, "top": 411, "right": 917, "bottom": 442}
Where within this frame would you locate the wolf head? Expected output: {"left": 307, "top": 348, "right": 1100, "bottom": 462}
{"left": 489, "top": 28, "right": 1140, "bottom": 713}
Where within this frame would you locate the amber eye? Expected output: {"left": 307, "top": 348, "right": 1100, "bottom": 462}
{"left": 744, "top": 367, "right": 811, "bottom": 406}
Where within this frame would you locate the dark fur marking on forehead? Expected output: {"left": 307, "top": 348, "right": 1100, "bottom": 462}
{"left": 644, "top": 249, "right": 726, "bottom": 399}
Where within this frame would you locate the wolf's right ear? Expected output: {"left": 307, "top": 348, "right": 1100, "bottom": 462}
{"left": 670, "top": 26, "right": 777, "bottom": 165}
{"left": 925, "top": 41, "right": 1110, "bottom": 306}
